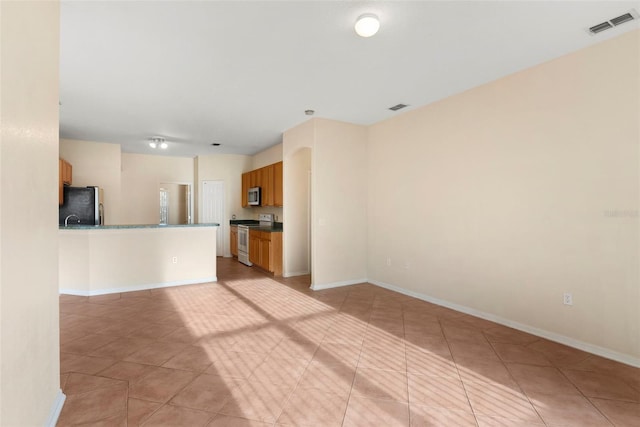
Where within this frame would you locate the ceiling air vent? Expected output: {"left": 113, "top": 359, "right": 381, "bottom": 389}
{"left": 611, "top": 13, "right": 634, "bottom": 26}
{"left": 389, "top": 104, "right": 408, "bottom": 111}
{"left": 589, "top": 21, "right": 613, "bottom": 34}
{"left": 588, "top": 9, "right": 638, "bottom": 35}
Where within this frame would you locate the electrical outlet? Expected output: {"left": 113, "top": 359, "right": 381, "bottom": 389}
{"left": 172, "top": 256, "right": 178, "bottom": 264}
{"left": 386, "top": 257, "right": 391, "bottom": 266}
{"left": 404, "top": 261, "right": 410, "bottom": 270}
{"left": 563, "top": 292, "right": 573, "bottom": 306}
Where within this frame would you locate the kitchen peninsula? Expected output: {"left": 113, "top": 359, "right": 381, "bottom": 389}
{"left": 59, "top": 223, "right": 218, "bottom": 296}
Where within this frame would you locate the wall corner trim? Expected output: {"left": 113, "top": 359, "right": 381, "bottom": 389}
{"left": 310, "top": 278, "right": 367, "bottom": 291}
{"left": 45, "top": 389, "right": 66, "bottom": 427}
{"left": 59, "top": 276, "right": 218, "bottom": 297}
{"left": 368, "top": 279, "right": 640, "bottom": 368}
{"left": 283, "top": 270, "right": 310, "bottom": 278}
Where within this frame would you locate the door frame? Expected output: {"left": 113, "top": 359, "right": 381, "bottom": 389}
{"left": 158, "top": 181, "right": 194, "bottom": 224}
{"left": 200, "top": 180, "right": 226, "bottom": 257}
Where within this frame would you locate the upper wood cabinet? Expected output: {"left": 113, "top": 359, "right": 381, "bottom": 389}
{"left": 241, "top": 173, "right": 250, "bottom": 207}
{"left": 61, "top": 158, "right": 72, "bottom": 185}
{"left": 274, "top": 161, "right": 283, "bottom": 207}
{"left": 59, "top": 158, "right": 72, "bottom": 205}
{"left": 250, "top": 170, "right": 259, "bottom": 188}
{"left": 261, "top": 165, "right": 274, "bottom": 207}
{"left": 241, "top": 161, "right": 283, "bottom": 208}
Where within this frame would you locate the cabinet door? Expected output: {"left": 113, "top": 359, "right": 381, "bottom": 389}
{"left": 230, "top": 227, "right": 238, "bottom": 256}
{"left": 241, "top": 173, "right": 250, "bottom": 207}
{"left": 249, "top": 230, "right": 261, "bottom": 265}
{"left": 64, "top": 161, "right": 72, "bottom": 185}
{"left": 274, "top": 161, "right": 283, "bottom": 207}
{"left": 59, "top": 159, "right": 64, "bottom": 205}
{"left": 260, "top": 236, "right": 271, "bottom": 271}
{"left": 271, "top": 232, "right": 283, "bottom": 276}
{"left": 261, "top": 165, "right": 274, "bottom": 206}
{"left": 250, "top": 170, "right": 260, "bottom": 188}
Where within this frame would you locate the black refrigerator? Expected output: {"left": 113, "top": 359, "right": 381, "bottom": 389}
{"left": 59, "top": 186, "right": 103, "bottom": 226}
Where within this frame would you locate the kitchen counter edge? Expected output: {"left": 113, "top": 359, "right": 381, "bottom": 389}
{"left": 59, "top": 223, "right": 220, "bottom": 230}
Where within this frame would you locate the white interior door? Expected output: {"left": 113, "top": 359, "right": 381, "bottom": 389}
{"left": 201, "top": 180, "right": 225, "bottom": 256}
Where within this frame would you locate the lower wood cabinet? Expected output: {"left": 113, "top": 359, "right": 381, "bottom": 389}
{"left": 248, "top": 229, "right": 282, "bottom": 275}
{"left": 230, "top": 226, "right": 238, "bottom": 257}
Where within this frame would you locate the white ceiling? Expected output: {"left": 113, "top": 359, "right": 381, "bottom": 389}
{"left": 59, "top": 1, "right": 640, "bottom": 158}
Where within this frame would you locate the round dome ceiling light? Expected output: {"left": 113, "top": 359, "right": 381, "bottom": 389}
{"left": 355, "top": 13, "right": 380, "bottom": 37}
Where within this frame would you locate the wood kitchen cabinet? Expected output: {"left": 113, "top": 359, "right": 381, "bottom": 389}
{"left": 240, "top": 161, "right": 283, "bottom": 208}
{"left": 274, "top": 161, "right": 283, "bottom": 207}
{"left": 250, "top": 170, "right": 260, "bottom": 188}
{"left": 259, "top": 236, "right": 271, "bottom": 271}
{"left": 241, "top": 173, "right": 250, "bottom": 207}
{"left": 248, "top": 229, "right": 282, "bottom": 275}
{"left": 59, "top": 158, "right": 73, "bottom": 205}
{"left": 249, "top": 229, "right": 261, "bottom": 265}
{"left": 260, "top": 165, "right": 274, "bottom": 206}
{"left": 230, "top": 226, "right": 238, "bottom": 257}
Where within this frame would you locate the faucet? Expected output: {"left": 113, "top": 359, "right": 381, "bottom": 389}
{"left": 64, "top": 214, "right": 80, "bottom": 227}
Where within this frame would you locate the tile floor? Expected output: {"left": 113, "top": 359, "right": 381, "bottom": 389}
{"left": 58, "top": 258, "right": 640, "bottom": 426}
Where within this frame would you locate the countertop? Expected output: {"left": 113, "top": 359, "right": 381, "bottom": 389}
{"left": 249, "top": 226, "right": 283, "bottom": 233}
{"left": 230, "top": 220, "right": 283, "bottom": 233}
{"left": 59, "top": 223, "right": 220, "bottom": 230}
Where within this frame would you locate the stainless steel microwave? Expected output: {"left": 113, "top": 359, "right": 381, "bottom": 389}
{"left": 248, "top": 187, "right": 261, "bottom": 206}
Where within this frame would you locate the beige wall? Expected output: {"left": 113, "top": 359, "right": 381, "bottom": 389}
{"left": 0, "top": 1, "right": 63, "bottom": 425}
{"left": 59, "top": 227, "right": 217, "bottom": 295}
{"left": 313, "top": 119, "right": 368, "bottom": 287}
{"left": 367, "top": 30, "right": 640, "bottom": 362}
{"left": 120, "top": 153, "right": 194, "bottom": 225}
{"left": 283, "top": 119, "right": 368, "bottom": 287}
{"left": 285, "top": 148, "right": 311, "bottom": 276}
{"left": 60, "top": 139, "right": 122, "bottom": 225}
{"left": 160, "top": 183, "right": 189, "bottom": 225}
{"left": 252, "top": 143, "right": 282, "bottom": 169}
{"left": 59, "top": 141, "right": 195, "bottom": 226}
{"left": 283, "top": 120, "right": 315, "bottom": 279}
{"left": 196, "top": 154, "right": 252, "bottom": 256}
{"left": 246, "top": 205, "right": 284, "bottom": 223}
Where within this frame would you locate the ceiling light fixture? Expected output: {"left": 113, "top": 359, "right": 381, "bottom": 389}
{"left": 149, "top": 136, "right": 166, "bottom": 149}
{"left": 355, "top": 13, "right": 380, "bottom": 37}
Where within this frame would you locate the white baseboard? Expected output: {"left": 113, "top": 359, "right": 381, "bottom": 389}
{"left": 283, "top": 270, "right": 310, "bottom": 278}
{"left": 369, "top": 279, "right": 640, "bottom": 368}
{"left": 45, "top": 389, "right": 66, "bottom": 427}
{"left": 310, "top": 278, "right": 367, "bottom": 291}
{"left": 60, "top": 276, "right": 218, "bottom": 296}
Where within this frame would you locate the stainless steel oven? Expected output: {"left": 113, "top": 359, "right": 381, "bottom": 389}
{"left": 237, "top": 225, "right": 252, "bottom": 266}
